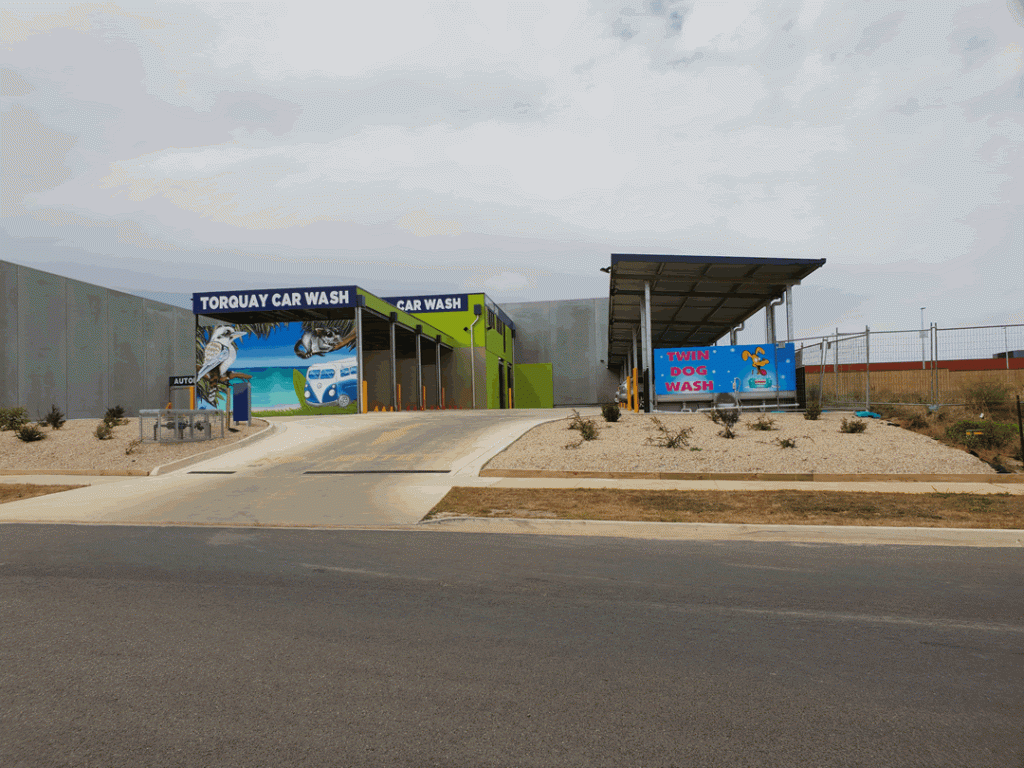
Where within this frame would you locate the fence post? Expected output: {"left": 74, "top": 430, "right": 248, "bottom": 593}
{"left": 818, "top": 339, "right": 826, "bottom": 408}
{"left": 930, "top": 323, "right": 938, "bottom": 407}
{"left": 834, "top": 328, "right": 840, "bottom": 405}
{"left": 865, "top": 325, "right": 870, "bottom": 411}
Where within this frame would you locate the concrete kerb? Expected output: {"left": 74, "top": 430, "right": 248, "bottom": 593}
{"left": 418, "top": 516, "right": 1024, "bottom": 547}
{"left": 476, "top": 468, "right": 1024, "bottom": 484}
{"left": 148, "top": 420, "right": 278, "bottom": 475}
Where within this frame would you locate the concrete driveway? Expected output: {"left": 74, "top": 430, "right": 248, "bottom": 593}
{"left": 0, "top": 410, "right": 579, "bottom": 527}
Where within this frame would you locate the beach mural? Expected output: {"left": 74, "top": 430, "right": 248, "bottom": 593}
{"left": 195, "top": 320, "right": 358, "bottom": 413}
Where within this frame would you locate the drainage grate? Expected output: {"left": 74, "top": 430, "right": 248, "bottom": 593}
{"left": 302, "top": 469, "right": 450, "bottom": 475}
{"left": 188, "top": 470, "right": 237, "bottom": 475}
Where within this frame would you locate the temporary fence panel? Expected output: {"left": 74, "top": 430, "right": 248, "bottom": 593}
{"left": 791, "top": 323, "right": 1024, "bottom": 410}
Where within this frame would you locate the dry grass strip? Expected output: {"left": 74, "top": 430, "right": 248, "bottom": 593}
{"left": 0, "top": 484, "right": 86, "bottom": 505}
{"left": 424, "top": 488, "right": 1024, "bottom": 529}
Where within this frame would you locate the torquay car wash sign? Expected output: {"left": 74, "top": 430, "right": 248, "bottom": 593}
{"left": 382, "top": 294, "right": 468, "bottom": 313}
{"left": 654, "top": 343, "right": 797, "bottom": 399}
{"left": 192, "top": 286, "right": 358, "bottom": 314}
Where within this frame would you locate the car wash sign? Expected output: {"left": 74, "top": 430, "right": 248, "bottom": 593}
{"left": 382, "top": 294, "right": 469, "bottom": 313}
{"left": 193, "top": 286, "right": 358, "bottom": 314}
{"left": 654, "top": 343, "right": 797, "bottom": 399}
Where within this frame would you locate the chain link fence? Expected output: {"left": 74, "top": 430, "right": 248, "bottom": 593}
{"left": 792, "top": 323, "right": 1024, "bottom": 410}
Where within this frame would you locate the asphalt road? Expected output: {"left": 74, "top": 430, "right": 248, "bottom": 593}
{"left": 3, "top": 524, "right": 1022, "bottom": 767}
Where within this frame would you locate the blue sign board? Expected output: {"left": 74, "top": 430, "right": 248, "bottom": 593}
{"left": 654, "top": 343, "right": 797, "bottom": 399}
{"left": 382, "top": 294, "right": 470, "bottom": 313}
{"left": 193, "top": 285, "right": 358, "bottom": 314}
{"left": 232, "top": 382, "right": 250, "bottom": 422}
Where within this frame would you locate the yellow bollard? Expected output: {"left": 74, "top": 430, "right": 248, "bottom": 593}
{"left": 442, "top": 387, "right": 445, "bottom": 409}
{"left": 397, "top": 384, "right": 401, "bottom": 411}
{"left": 633, "top": 367, "right": 639, "bottom": 413}
{"left": 362, "top": 380, "right": 368, "bottom": 413}
{"left": 508, "top": 387, "right": 512, "bottom": 409}
{"left": 422, "top": 385, "right": 426, "bottom": 409}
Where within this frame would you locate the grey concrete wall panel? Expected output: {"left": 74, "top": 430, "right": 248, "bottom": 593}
{"left": 144, "top": 301, "right": 178, "bottom": 409}
{"left": 107, "top": 291, "right": 146, "bottom": 416}
{"left": 66, "top": 279, "right": 109, "bottom": 418}
{"left": 0, "top": 261, "right": 19, "bottom": 407}
{"left": 173, "top": 311, "right": 195, "bottom": 382}
{"left": 503, "top": 298, "right": 618, "bottom": 406}
{"left": 17, "top": 265, "right": 68, "bottom": 419}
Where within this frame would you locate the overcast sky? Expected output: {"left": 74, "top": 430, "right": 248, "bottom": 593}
{"left": 2, "top": 0, "right": 1022, "bottom": 338}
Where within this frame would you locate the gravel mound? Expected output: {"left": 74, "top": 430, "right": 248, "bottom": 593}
{"left": 485, "top": 411, "right": 995, "bottom": 475}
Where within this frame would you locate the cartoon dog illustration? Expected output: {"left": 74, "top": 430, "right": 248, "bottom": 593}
{"left": 294, "top": 327, "right": 353, "bottom": 359}
{"left": 741, "top": 347, "right": 773, "bottom": 389}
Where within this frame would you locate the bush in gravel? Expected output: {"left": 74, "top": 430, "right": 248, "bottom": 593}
{"left": 775, "top": 437, "right": 797, "bottom": 449}
{"left": 803, "top": 401, "right": 822, "bottom": 421}
{"left": 601, "top": 403, "right": 621, "bottom": 423}
{"left": 568, "top": 410, "right": 598, "bottom": 440}
{"left": 748, "top": 415, "right": 776, "bottom": 431}
{"left": 840, "top": 417, "right": 867, "bottom": 434}
{"left": 42, "top": 404, "right": 66, "bottom": 429}
{"left": 95, "top": 421, "right": 114, "bottom": 440}
{"left": 103, "top": 405, "right": 129, "bottom": 426}
{"left": 647, "top": 417, "right": 693, "bottom": 448}
{"left": 708, "top": 407, "right": 740, "bottom": 438}
{"left": 904, "top": 412, "right": 928, "bottom": 430}
{"left": 0, "top": 406, "right": 30, "bottom": 431}
{"left": 15, "top": 424, "right": 46, "bottom": 442}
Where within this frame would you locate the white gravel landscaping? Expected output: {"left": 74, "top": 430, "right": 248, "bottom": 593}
{"left": 484, "top": 410, "right": 996, "bottom": 475}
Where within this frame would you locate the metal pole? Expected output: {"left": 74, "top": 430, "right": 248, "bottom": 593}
{"left": 920, "top": 307, "right": 926, "bottom": 370}
{"left": 785, "top": 286, "right": 794, "bottom": 342}
{"left": 833, "top": 328, "right": 839, "bottom": 404}
{"left": 390, "top": 319, "right": 397, "bottom": 410}
{"left": 865, "top": 325, "right": 870, "bottom": 411}
{"left": 355, "top": 305, "right": 364, "bottom": 414}
{"left": 436, "top": 340, "right": 442, "bottom": 408}
{"left": 644, "top": 280, "right": 655, "bottom": 412}
{"left": 416, "top": 333, "right": 423, "bottom": 409}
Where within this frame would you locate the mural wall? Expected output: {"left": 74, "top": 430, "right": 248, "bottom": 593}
{"left": 196, "top": 320, "right": 358, "bottom": 414}
{"left": 654, "top": 343, "right": 797, "bottom": 400}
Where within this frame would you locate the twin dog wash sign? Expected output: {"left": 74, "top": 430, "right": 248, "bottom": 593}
{"left": 654, "top": 344, "right": 797, "bottom": 399}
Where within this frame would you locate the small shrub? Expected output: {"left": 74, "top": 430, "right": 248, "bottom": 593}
{"left": 95, "top": 422, "right": 114, "bottom": 440}
{"left": 43, "top": 404, "right": 66, "bottom": 429}
{"left": 776, "top": 437, "right": 797, "bottom": 449}
{"left": 648, "top": 416, "right": 693, "bottom": 448}
{"left": 708, "top": 407, "right": 739, "bottom": 438}
{"left": 15, "top": 424, "right": 46, "bottom": 442}
{"left": 104, "top": 405, "right": 128, "bottom": 426}
{"left": 904, "top": 412, "right": 928, "bottom": 430}
{"left": 804, "top": 401, "right": 822, "bottom": 420}
{"left": 601, "top": 403, "right": 621, "bottom": 423}
{"left": 0, "top": 406, "right": 30, "bottom": 431}
{"left": 568, "top": 409, "right": 598, "bottom": 440}
{"left": 962, "top": 381, "right": 1012, "bottom": 415}
{"left": 125, "top": 438, "right": 143, "bottom": 455}
{"left": 840, "top": 418, "right": 867, "bottom": 434}
{"left": 748, "top": 415, "right": 776, "bottom": 431}
{"left": 945, "top": 419, "right": 1015, "bottom": 450}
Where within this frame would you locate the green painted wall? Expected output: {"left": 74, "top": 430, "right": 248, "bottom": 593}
{"left": 514, "top": 363, "right": 554, "bottom": 408}
{"left": 381, "top": 292, "right": 516, "bottom": 409}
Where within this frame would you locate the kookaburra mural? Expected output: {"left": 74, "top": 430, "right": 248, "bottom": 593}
{"left": 197, "top": 325, "right": 247, "bottom": 383}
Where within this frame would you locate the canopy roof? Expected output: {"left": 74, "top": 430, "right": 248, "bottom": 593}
{"left": 607, "top": 253, "right": 826, "bottom": 368}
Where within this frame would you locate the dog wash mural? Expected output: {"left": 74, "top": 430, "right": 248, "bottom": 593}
{"left": 196, "top": 320, "right": 358, "bottom": 414}
{"left": 653, "top": 343, "right": 796, "bottom": 399}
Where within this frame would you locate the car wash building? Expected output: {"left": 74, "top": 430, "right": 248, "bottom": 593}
{"left": 1, "top": 253, "right": 825, "bottom": 418}
{"left": 191, "top": 285, "right": 522, "bottom": 415}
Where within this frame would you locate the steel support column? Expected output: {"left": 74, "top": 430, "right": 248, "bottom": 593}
{"left": 415, "top": 328, "right": 423, "bottom": 409}
{"left": 355, "top": 305, "right": 364, "bottom": 414}
{"left": 389, "top": 316, "right": 397, "bottom": 409}
{"left": 643, "top": 280, "right": 654, "bottom": 412}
